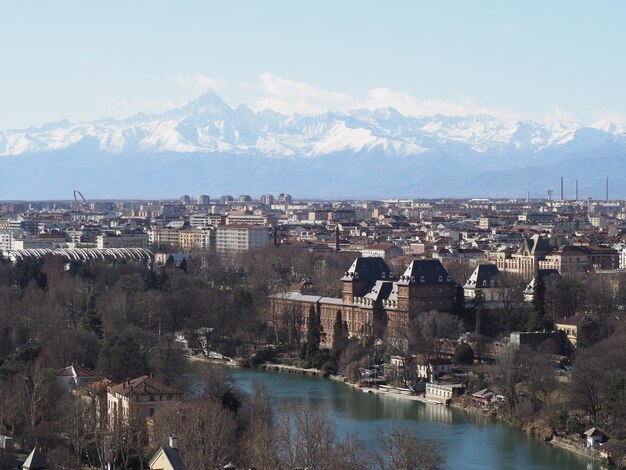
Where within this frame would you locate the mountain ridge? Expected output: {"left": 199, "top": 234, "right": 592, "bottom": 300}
{"left": 1, "top": 90, "right": 625, "bottom": 200}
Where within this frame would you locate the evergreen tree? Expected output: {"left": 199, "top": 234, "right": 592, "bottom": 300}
{"left": 453, "top": 284, "right": 466, "bottom": 318}
{"left": 332, "top": 310, "right": 349, "bottom": 356}
{"left": 305, "top": 305, "right": 322, "bottom": 357}
{"left": 473, "top": 290, "right": 486, "bottom": 335}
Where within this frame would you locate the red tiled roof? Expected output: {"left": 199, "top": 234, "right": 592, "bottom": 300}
{"left": 108, "top": 375, "right": 182, "bottom": 397}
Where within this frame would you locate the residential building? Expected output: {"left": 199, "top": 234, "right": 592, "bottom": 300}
{"left": 96, "top": 232, "right": 149, "bottom": 249}
{"left": 425, "top": 382, "right": 464, "bottom": 404}
{"left": 361, "top": 243, "right": 404, "bottom": 260}
{"left": 107, "top": 375, "right": 183, "bottom": 426}
{"left": 216, "top": 225, "right": 269, "bottom": 252}
{"left": 463, "top": 264, "right": 507, "bottom": 301}
{"left": 497, "top": 234, "right": 552, "bottom": 276}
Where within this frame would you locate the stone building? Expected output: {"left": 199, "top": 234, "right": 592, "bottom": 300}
{"left": 268, "top": 256, "right": 457, "bottom": 346}
{"left": 496, "top": 234, "right": 552, "bottom": 276}
{"left": 107, "top": 375, "right": 183, "bottom": 427}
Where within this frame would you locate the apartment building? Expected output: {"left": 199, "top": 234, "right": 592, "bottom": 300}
{"left": 107, "top": 375, "right": 182, "bottom": 426}
{"left": 96, "top": 232, "right": 149, "bottom": 249}
{"left": 216, "top": 225, "right": 269, "bottom": 252}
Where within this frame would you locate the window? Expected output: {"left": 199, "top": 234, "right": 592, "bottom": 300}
{"left": 149, "top": 395, "right": 155, "bottom": 401}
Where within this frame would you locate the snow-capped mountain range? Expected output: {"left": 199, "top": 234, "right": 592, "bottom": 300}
{"left": 1, "top": 90, "right": 626, "bottom": 199}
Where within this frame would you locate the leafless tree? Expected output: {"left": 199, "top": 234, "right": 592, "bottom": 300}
{"left": 372, "top": 426, "right": 444, "bottom": 470}
{"left": 275, "top": 402, "right": 336, "bottom": 470}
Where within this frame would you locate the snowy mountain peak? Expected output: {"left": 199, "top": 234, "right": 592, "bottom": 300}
{"left": 0, "top": 90, "right": 623, "bottom": 160}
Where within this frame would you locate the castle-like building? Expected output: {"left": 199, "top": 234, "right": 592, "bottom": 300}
{"left": 268, "top": 257, "right": 457, "bottom": 346}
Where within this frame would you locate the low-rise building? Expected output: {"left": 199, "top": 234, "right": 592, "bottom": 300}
{"left": 425, "top": 382, "right": 464, "bottom": 404}
{"left": 107, "top": 375, "right": 183, "bottom": 426}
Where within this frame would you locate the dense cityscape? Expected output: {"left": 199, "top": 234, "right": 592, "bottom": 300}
{"left": 0, "top": 190, "right": 625, "bottom": 468}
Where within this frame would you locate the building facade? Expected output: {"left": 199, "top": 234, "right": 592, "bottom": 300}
{"left": 268, "top": 257, "right": 457, "bottom": 346}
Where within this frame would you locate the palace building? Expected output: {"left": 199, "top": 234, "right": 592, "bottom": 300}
{"left": 268, "top": 257, "right": 457, "bottom": 346}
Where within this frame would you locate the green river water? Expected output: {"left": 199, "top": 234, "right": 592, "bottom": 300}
{"left": 229, "top": 369, "right": 603, "bottom": 470}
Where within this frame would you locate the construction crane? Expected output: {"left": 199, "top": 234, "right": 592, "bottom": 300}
{"left": 73, "top": 190, "right": 88, "bottom": 212}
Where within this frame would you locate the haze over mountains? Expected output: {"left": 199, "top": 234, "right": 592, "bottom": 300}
{"left": 1, "top": 90, "right": 625, "bottom": 200}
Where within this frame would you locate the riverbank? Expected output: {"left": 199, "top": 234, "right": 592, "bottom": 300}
{"left": 303, "top": 368, "right": 600, "bottom": 465}
{"left": 193, "top": 355, "right": 601, "bottom": 466}
{"left": 230, "top": 367, "right": 603, "bottom": 470}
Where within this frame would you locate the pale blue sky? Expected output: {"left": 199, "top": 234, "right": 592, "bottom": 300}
{"left": 1, "top": 1, "right": 625, "bottom": 129}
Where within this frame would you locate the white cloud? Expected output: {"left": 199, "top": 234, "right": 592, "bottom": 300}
{"left": 253, "top": 73, "right": 354, "bottom": 114}
{"left": 168, "top": 73, "right": 226, "bottom": 89}
{"left": 251, "top": 73, "right": 518, "bottom": 119}
{"left": 542, "top": 106, "right": 577, "bottom": 124}
{"left": 361, "top": 88, "right": 518, "bottom": 120}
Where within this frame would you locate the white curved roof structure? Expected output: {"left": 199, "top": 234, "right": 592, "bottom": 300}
{"left": 1, "top": 248, "right": 154, "bottom": 263}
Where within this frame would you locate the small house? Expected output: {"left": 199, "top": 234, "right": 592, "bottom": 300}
{"left": 472, "top": 388, "right": 494, "bottom": 407}
{"left": 584, "top": 427, "right": 608, "bottom": 448}
{"left": 22, "top": 448, "right": 49, "bottom": 470}
{"left": 56, "top": 364, "right": 101, "bottom": 393}
{"left": 149, "top": 435, "right": 188, "bottom": 470}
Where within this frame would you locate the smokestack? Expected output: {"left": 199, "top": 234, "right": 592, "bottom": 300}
{"left": 606, "top": 176, "right": 609, "bottom": 202}
{"left": 169, "top": 434, "right": 178, "bottom": 449}
{"left": 560, "top": 177, "right": 564, "bottom": 201}
{"left": 335, "top": 226, "right": 340, "bottom": 253}
{"left": 575, "top": 180, "right": 579, "bottom": 201}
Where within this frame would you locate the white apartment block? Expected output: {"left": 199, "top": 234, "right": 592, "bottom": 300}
{"left": 96, "top": 233, "right": 149, "bottom": 249}
{"left": 0, "top": 229, "right": 25, "bottom": 251}
{"left": 216, "top": 225, "right": 269, "bottom": 252}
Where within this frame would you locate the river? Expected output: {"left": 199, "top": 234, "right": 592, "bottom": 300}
{"left": 229, "top": 369, "right": 601, "bottom": 470}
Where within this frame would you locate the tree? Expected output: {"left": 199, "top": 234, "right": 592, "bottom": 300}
{"left": 372, "top": 426, "right": 444, "bottom": 470}
{"left": 411, "top": 310, "right": 462, "bottom": 360}
{"left": 275, "top": 402, "right": 336, "bottom": 470}
{"left": 62, "top": 393, "right": 94, "bottom": 469}
{"left": 495, "top": 345, "right": 521, "bottom": 410}
{"left": 518, "top": 349, "right": 557, "bottom": 411}
{"left": 305, "top": 305, "right": 323, "bottom": 357}
{"left": 453, "top": 343, "right": 474, "bottom": 365}
{"left": 576, "top": 315, "right": 606, "bottom": 349}
{"left": 332, "top": 310, "right": 349, "bottom": 356}
{"left": 242, "top": 381, "right": 279, "bottom": 469}
{"left": 570, "top": 335, "right": 626, "bottom": 436}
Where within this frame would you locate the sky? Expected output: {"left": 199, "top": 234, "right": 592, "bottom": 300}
{"left": 1, "top": 1, "right": 626, "bottom": 129}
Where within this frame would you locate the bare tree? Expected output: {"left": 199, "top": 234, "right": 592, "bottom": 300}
{"left": 275, "top": 402, "right": 336, "bottom": 470}
{"left": 372, "top": 426, "right": 444, "bottom": 470}
{"left": 62, "top": 393, "right": 94, "bottom": 469}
